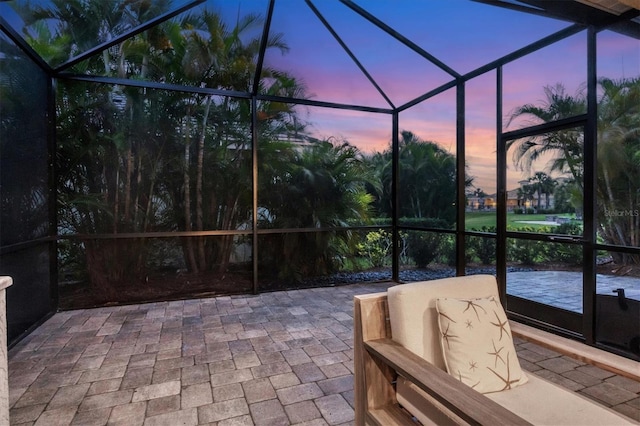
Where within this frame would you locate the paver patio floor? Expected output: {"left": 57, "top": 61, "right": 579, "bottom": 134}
{"left": 8, "top": 281, "right": 640, "bottom": 425}
{"left": 508, "top": 270, "right": 640, "bottom": 312}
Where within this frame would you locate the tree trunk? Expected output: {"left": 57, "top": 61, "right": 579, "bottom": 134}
{"left": 124, "top": 144, "right": 133, "bottom": 222}
{"left": 133, "top": 155, "right": 142, "bottom": 227}
{"left": 196, "top": 97, "right": 212, "bottom": 269}
{"left": 144, "top": 147, "right": 164, "bottom": 233}
{"left": 113, "top": 165, "right": 119, "bottom": 233}
{"left": 183, "top": 113, "right": 198, "bottom": 272}
{"left": 217, "top": 196, "right": 239, "bottom": 273}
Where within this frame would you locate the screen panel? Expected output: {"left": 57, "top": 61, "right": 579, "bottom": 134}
{"left": 2, "top": 244, "right": 53, "bottom": 343}
{"left": 58, "top": 236, "right": 252, "bottom": 310}
{"left": 0, "top": 33, "right": 50, "bottom": 246}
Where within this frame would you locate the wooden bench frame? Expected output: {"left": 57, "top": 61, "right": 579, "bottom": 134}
{"left": 354, "top": 291, "right": 639, "bottom": 425}
{"left": 354, "top": 292, "right": 531, "bottom": 425}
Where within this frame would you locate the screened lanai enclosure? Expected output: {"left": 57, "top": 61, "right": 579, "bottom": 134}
{"left": 0, "top": 0, "right": 639, "bottom": 359}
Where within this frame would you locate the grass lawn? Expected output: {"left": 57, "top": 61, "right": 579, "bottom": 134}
{"left": 465, "top": 211, "right": 578, "bottom": 231}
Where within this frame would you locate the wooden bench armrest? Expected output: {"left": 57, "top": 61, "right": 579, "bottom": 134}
{"left": 365, "top": 338, "right": 532, "bottom": 426}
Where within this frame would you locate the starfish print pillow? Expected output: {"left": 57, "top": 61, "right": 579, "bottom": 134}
{"left": 436, "top": 296, "right": 528, "bottom": 394}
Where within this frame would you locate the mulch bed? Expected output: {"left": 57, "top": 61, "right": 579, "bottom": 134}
{"left": 58, "top": 263, "right": 638, "bottom": 311}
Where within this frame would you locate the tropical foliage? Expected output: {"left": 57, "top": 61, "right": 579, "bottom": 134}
{"left": 367, "top": 130, "right": 463, "bottom": 228}
{"left": 23, "top": 1, "right": 305, "bottom": 294}
{"left": 13, "top": 0, "right": 460, "bottom": 294}
{"left": 11, "top": 0, "right": 635, "bottom": 305}
{"left": 258, "top": 139, "right": 375, "bottom": 281}
{"left": 596, "top": 78, "right": 640, "bottom": 255}
{"left": 508, "top": 79, "right": 640, "bottom": 264}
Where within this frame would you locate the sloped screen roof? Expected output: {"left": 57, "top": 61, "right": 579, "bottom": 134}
{"left": 0, "top": 0, "right": 637, "bottom": 109}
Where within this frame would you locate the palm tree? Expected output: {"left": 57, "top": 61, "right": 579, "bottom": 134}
{"left": 509, "top": 79, "right": 640, "bottom": 265}
{"left": 19, "top": 0, "right": 173, "bottom": 70}
{"left": 398, "top": 131, "right": 459, "bottom": 225}
{"left": 596, "top": 77, "right": 640, "bottom": 256}
{"left": 363, "top": 151, "right": 392, "bottom": 218}
{"left": 17, "top": 0, "right": 190, "bottom": 298}
{"left": 474, "top": 188, "right": 487, "bottom": 210}
{"left": 169, "top": 10, "right": 297, "bottom": 273}
{"left": 258, "top": 139, "right": 375, "bottom": 281}
{"left": 506, "top": 84, "right": 585, "bottom": 188}
{"left": 41, "top": 2, "right": 307, "bottom": 292}
{"left": 528, "top": 172, "right": 556, "bottom": 211}
{"left": 362, "top": 130, "right": 469, "bottom": 226}
{"left": 516, "top": 184, "right": 536, "bottom": 211}
{"left": 542, "top": 175, "right": 557, "bottom": 210}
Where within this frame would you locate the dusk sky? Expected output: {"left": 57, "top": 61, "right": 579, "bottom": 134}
{"left": 2, "top": 0, "right": 638, "bottom": 193}
{"left": 258, "top": 0, "right": 639, "bottom": 194}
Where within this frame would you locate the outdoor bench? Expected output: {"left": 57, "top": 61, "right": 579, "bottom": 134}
{"left": 354, "top": 275, "right": 638, "bottom": 425}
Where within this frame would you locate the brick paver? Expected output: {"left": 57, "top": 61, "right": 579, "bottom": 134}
{"left": 8, "top": 281, "right": 640, "bottom": 425}
{"left": 314, "top": 394, "right": 354, "bottom": 425}
{"left": 198, "top": 398, "right": 249, "bottom": 423}
{"left": 249, "top": 399, "right": 288, "bottom": 426}
{"left": 182, "top": 382, "right": 213, "bottom": 408}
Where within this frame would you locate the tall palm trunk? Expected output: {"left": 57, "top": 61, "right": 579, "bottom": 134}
{"left": 183, "top": 112, "right": 198, "bottom": 272}
{"left": 218, "top": 195, "right": 239, "bottom": 273}
{"left": 143, "top": 148, "right": 163, "bottom": 233}
{"left": 112, "top": 165, "right": 119, "bottom": 233}
{"left": 133, "top": 155, "right": 142, "bottom": 226}
{"left": 124, "top": 144, "right": 133, "bottom": 222}
{"left": 196, "top": 96, "right": 212, "bottom": 270}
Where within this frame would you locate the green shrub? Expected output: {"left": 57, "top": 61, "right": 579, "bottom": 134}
{"left": 467, "top": 235, "right": 496, "bottom": 265}
{"left": 440, "top": 234, "right": 457, "bottom": 266}
{"left": 407, "top": 232, "right": 446, "bottom": 267}
{"left": 400, "top": 217, "right": 452, "bottom": 229}
{"left": 509, "top": 238, "right": 543, "bottom": 265}
{"left": 555, "top": 222, "right": 582, "bottom": 236}
{"left": 544, "top": 243, "right": 582, "bottom": 265}
{"left": 357, "top": 230, "right": 392, "bottom": 268}
{"left": 398, "top": 218, "right": 452, "bottom": 268}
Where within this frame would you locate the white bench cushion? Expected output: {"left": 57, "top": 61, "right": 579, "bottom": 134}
{"left": 397, "top": 374, "right": 636, "bottom": 425}
{"left": 486, "top": 373, "right": 636, "bottom": 425}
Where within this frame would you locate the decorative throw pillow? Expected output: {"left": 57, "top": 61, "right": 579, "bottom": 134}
{"left": 436, "top": 296, "right": 528, "bottom": 394}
